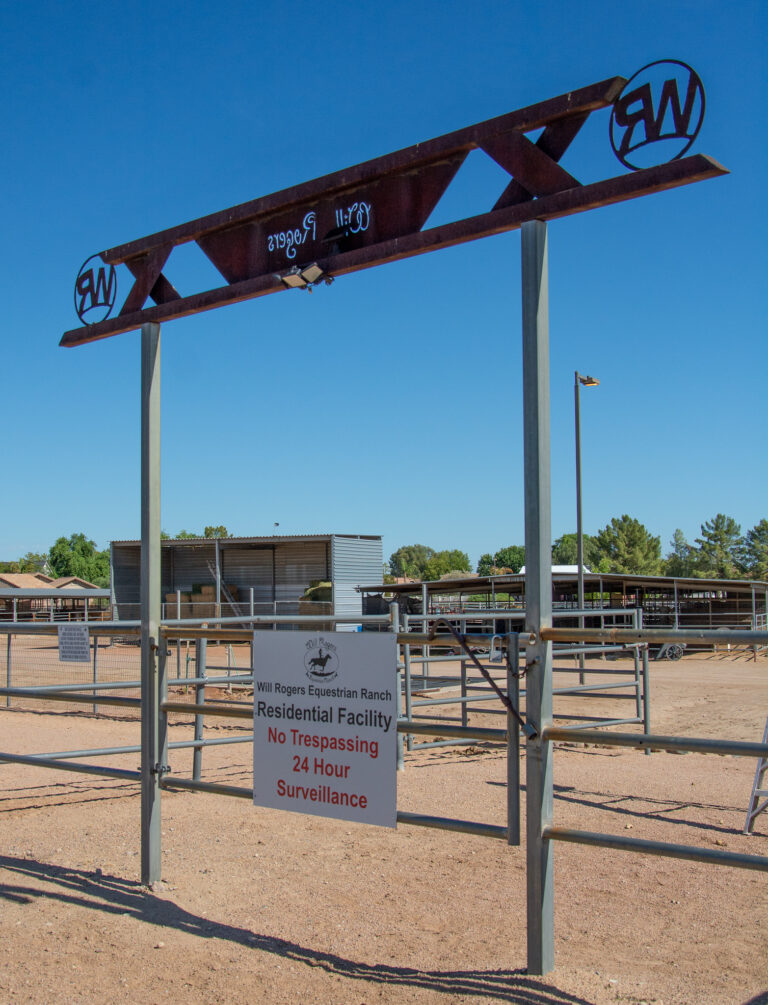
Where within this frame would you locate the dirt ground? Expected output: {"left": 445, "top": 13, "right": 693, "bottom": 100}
{"left": 0, "top": 652, "right": 766, "bottom": 1004}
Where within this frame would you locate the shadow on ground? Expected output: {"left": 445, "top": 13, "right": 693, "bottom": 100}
{"left": 0, "top": 854, "right": 596, "bottom": 1005}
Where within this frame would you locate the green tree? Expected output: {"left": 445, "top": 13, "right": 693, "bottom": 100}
{"left": 694, "top": 514, "right": 744, "bottom": 579}
{"left": 389, "top": 544, "right": 436, "bottom": 578}
{"left": 422, "top": 549, "right": 472, "bottom": 580}
{"left": 175, "top": 530, "right": 199, "bottom": 539}
{"left": 743, "top": 519, "right": 768, "bottom": 579}
{"left": 593, "top": 516, "right": 661, "bottom": 575}
{"left": 48, "top": 533, "right": 110, "bottom": 587}
{"left": 204, "top": 525, "right": 229, "bottom": 539}
{"left": 0, "top": 553, "right": 49, "bottom": 574}
{"left": 663, "top": 529, "right": 694, "bottom": 577}
{"left": 477, "top": 546, "right": 525, "bottom": 575}
{"left": 492, "top": 545, "right": 525, "bottom": 573}
{"left": 551, "top": 533, "right": 600, "bottom": 568}
{"left": 476, "top": 553, "right": 494, "bottom": 576}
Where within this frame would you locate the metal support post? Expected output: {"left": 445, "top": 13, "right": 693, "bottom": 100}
{"left": 109, "top": 547, "right": 116, "bottom": 620}
{"left": 215, "top": 538, "right": 221, "bottom": 619}
{"left": 92, "top": 635, "right": 99, "bottom": 715}
{"left": 752, "top": 585, "right": 757, "bottom": 657}
{"left": 396, "top": 666, "right": 405, "bottom": 771}
{"left": 460, "top": 659, "right": 468, "bottom": 728}
{"left": 193, "top": 637, "right": 207, "bottom": 781}
{"left": 632, "top": 609, "right": 642, "bottom": 722}
{"left": 422, "top": 582, "right": 429, "bottom": 686}
{"left": 521, "top": 220, "right": 554, "bottom": 975}
{"left": 575, "top": 371, "right": 585, "bottom": 678}
{"left": 175, "top": 591, "right": 181, "bottom": 681}
{"left": 391, "top": 602, "right": 404, "bottom": 771}
{"left": 140, "top": 321, "right": 163, "bottom": 886}
{"left": 403, "top": 637, "right": 413, "bottom": 751}
{"left": 6, "top": 634, "right": 11, "bottom": 708}
{"left": 642, "top": 645, "right": 651, "bottom": 751}
{"left": 507, "top": 634, "right": 521, "bottom": 845}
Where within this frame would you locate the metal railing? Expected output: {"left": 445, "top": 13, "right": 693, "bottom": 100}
{"left": 398, "top": 608, "right": 649, "bottom": 751}
{"left": 0, "top": 614, "right": 389, "bottom": 775}
{"left": 1, "top": 619, "right": 766, "bottom": 957}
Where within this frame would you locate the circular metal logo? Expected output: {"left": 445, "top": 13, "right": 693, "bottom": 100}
{"left": 610, "top": 60, "right": 705, "bottom": 171}
{"left": 74, "top": 254, "right": 117, "bottom": 325}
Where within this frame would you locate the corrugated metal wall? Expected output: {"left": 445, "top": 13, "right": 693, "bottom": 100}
{"left": 222, "top": 547, "right": 274, "bottom": 603}
{"left": 111, "top": 544, "right": 141, "bottom": 608}
{"left": 274, "top": 541, "right": 329, "bottom": 606}
{"left": 171, "top": 544, "right": 216, "bottom": 592}
{"left": 112, "top": 545, "right": 174, "bottom": 610}
{"left": 331, "top": 536, "right": 383, "bottom": 630}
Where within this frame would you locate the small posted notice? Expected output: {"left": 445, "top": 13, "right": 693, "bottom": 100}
{"left": 252, "top": 631, "right": 398, "bottom": 828}
{"left": 58, "top": 624, "right": 91, "bottom": 663}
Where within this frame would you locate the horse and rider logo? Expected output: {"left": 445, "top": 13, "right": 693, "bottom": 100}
{"left": 304, "top": 638, "right": 340, "bottom": 682}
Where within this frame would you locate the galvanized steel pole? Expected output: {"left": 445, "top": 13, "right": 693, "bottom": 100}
{"left": 140, "top": 321, "right": 163, "bottom": 886}
{"left": 391, "top": 602, "right": 404, "bottom": 772}
{"left": 574, "top": 370, "right": 584, "bottom": 675}
{"left": 521, "top": 220, "right": 554, "bottom": 975}
{"left": 506, "top": 634, "right": 521, "bottom": 846}
{"left": 193, "top": 636, "right": 207, "bottom": 782}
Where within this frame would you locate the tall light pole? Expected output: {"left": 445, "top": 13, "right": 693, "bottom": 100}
{"left": 575, "top": 371, "right": 599, "bottom": 671}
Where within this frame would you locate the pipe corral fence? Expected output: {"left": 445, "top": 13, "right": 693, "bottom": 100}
{"left": 1, "top": 610, "right": 767, "bottom": 973}
{"left": 31, "top": 70, "right": 763, "bottom": 976}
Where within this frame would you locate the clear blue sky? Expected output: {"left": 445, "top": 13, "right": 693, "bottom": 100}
{"left": 1, "top": 0, "right": 765, "bottom": 568}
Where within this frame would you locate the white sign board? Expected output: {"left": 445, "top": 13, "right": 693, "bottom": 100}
{"left": 253, "top": 631, "right": 398, "bottom": 828}
{"left": 58, "top": 624, "right": 91, "bottom": 663}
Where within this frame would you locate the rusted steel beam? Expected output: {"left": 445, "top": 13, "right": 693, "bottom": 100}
{"left": 482, "top": 129, "right": 581, "bottom": 197}
{"left": 61, "top": 68, "right": 728, "bottom": 349}
{"left": 101, "top": 77, "right": 625, "bottom": 264}
{"left": 493, "top": 113, "right": 590, "bottom": 209}
{"left": 61, "top": 153, "right": 727, "bottom": 348}
{"left": 120, "top": 245, "right": 176, "bottom": 314}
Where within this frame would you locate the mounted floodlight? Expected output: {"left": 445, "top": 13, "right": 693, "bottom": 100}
{"left": 278, "top": 267, "right": 307, "bottom": 289}
{"left": 300, "top": 263, "right": 325, "bottom": 284}
{"left": 578, "top": 374, "right": 600, "bottom": 386}
{"left": 276, "top": 262, "right": 331, "bottom": 290}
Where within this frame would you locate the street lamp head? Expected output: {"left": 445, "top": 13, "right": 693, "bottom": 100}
{"left": 578, "top": 374, "right": 600, "bottom": 387}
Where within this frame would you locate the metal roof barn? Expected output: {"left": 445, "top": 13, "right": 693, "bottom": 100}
{"left": 110, "top": 534, "right": 382, "bottom": 628}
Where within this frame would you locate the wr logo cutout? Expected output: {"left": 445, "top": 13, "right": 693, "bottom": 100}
{"left": 610, "top": 60, "right": 705, "bottom": 171}
{"left": 74, "top": 255, "right": 117, "bottom": 325}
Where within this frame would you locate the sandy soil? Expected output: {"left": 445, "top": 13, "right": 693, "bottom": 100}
{"left": 0, "top": 652, "right": 766, "bottom": 1004}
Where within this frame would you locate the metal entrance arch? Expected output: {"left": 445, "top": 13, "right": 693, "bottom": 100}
{"left": 56, "top": 69, "right": 747, "bottom": 976}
